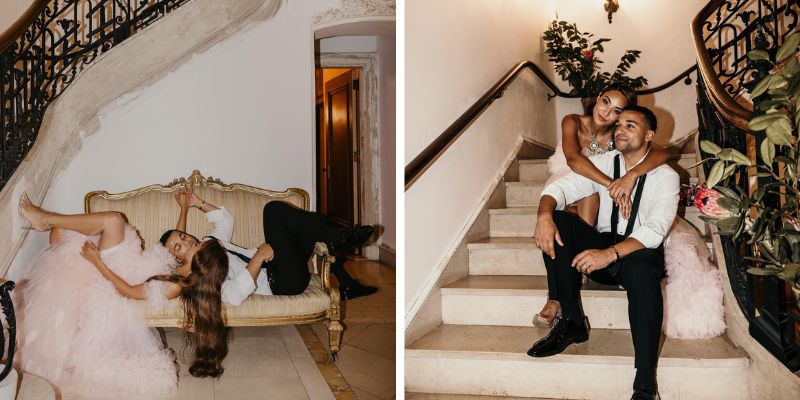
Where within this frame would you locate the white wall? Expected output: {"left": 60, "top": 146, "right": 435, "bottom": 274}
{"left": 377, "top": 35, "right": 396, "bottom": 252}
{"left": 405, "top": 0, "right": 557, "bottom": 318}
{"left": 0, "top": 0, "right": 33, "bottom": 34}
{"left": 544, "top": 0, "right": 706, "bottom": 145}
{"left": 6, "top": 0, "right": 354, "bottom": 280}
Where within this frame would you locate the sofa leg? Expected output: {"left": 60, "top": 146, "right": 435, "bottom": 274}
{"left": 328, "top": 289, "right": 343, "bottom": 361}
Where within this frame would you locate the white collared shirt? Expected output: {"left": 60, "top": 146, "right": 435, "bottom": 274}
{"left": 203, "top": 208, "right": 272, "bottom": 306}
{"left": 539, "top": 149, "right": 680, "bottom": 249}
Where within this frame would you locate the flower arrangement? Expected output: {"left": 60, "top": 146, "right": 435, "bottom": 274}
{"left": 543, "top": 19, "right": 648, "bottom": 99}
{"left": 691, "top": 32, "right": 800, "bottom": 304}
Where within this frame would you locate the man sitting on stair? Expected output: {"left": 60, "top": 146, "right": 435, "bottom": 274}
{"left": 527, "top": 105, "right": 679, "bottom": 400}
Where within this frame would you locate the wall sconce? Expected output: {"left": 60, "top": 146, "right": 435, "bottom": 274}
{"left": 604, "top": 0, "right": 619, "bottom": 24}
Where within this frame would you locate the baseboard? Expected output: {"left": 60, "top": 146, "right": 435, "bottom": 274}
{"left": 379, "top": 244, "right": 395, "bottom": 269}
{"left": 405, "top": 135, "right": 529, "bottom": 344}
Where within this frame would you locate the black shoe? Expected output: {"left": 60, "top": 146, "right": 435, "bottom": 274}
{"left": 328, "top": 225, "right": 374, "bottom": 253}
{"left": 630, "top": 389, "right": 659, "bottom": 400}
{"left": 526, "top": 316, "right": 589, "bottom": 357}
{"left": 340, "top": 280, "right": 378, "bottom": 300}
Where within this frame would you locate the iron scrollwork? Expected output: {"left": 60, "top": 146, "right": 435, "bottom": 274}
{"left": 0, "top": 0, "right": 192, "bottom": 191}
{"left": 0, "top": 281, "right": 15, "bottom": 382}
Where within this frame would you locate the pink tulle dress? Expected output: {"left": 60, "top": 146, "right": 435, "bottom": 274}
{"left": 14, "top": 225, "right": 178, "bottom": 398}
{"left": 545, "top": 141, "right": 725, "bottom": 338}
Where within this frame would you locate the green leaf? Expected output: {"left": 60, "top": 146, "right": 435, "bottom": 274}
{"left": 784, "top": 56, "right": 800, "bottom": 77}
{"left": 717, "top": 215, "right": 741, "bottom": 234}
{"left": 707, "top": 160, "right": 725, "bottom": 189}
{"left": 749, "top": 112, "right": 785, "bottom": 131}
{"left": 700, "top": 140, "right": 722, "bottom": 155}
{"left": 716, "top": 186, "right": 740, "bottom": 199}
{"left": 765, "top": 116, "right": 794, "bottom": 146}
{"left": 747, "top": 267, "right": 782, "bottom": 276}
{"left": 717, "top": 197, "right": 740, "bottom": 211}
{"left": 785, "top": 263, "right": 800, "bottom": 281}
{"left": 761, "top": 139, "right": 776, "bottom": 165}
{"left": 730, "top": 148, "right": 753, "bottom": 166}
{"left": 722, "top": 163, "right": 738, "bottom": 180}
{"left": 749, "top": 50, "right": 771, "bottom": 61}
{"left": 751, "top": 74, "right": 774, "bottom": 98}
{"left": 777, "top": 32, "right": 800, "bottom": 63}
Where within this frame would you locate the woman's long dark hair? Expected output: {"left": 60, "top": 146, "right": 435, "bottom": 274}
{"left": 149, "top": 240, "right": 229, "bottom": 378}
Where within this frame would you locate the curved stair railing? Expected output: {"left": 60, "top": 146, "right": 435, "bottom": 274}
{"left": 0, "top": 0, "right": 193, "bottom": 191}
{"left": 692, "top": 0, "right": 800, "bottom": 371}
{"left": 0, "top": 281, "right": 14, "bottom": 382}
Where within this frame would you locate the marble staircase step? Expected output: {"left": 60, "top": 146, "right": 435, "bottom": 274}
{"left": 505, "top": 182, "right": 544, "bottom": 207}
{"left": 489, "top": 207, "right": 537, "bottom": 237}
{"left": 518, "top": 159, "right": 550, "bottom": 182}
{"left": 406, "top": 325, "right": 749, "bottom": 400}
{"left": 467, "top": 237, "right": 546, "bottom": 276}
{"left": 441, "top": 275, "right": 631, "bottom": 329}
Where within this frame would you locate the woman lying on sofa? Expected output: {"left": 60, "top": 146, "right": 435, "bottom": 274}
{"left": 18, "top": 190, "right": 373, "bottom": 382}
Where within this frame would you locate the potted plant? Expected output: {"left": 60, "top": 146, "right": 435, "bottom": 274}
{"left": 543, "top": 19, "right": 648, "bottom": 112}
{"left": 692, "top": 32, "right": 800, "bottom": 305}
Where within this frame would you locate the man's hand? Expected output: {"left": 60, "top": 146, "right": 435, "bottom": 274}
{"left": 534, "top": 215, "right": 563, "bottom": 259}
{"left": 571, "top": 248, "right": 615, "bottom": 274}
{"left": 255, "top": 243, "right": 275, "bottom": 263}
{"left": 174, "top": 188, "right": 190, "bottom": 209}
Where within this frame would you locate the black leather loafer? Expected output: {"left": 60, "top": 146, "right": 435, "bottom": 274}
{"left": 629, "top": 389, "right": 660, "bottom": 400}
{"left": 328, "top": 225, "right": 375, "bottom": 253}
{"left": 526, "top": 316, "right": 589, "bottom": 357}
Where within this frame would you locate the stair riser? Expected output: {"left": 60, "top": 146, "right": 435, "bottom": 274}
{"left": 489, "top": 214, "right": 535, "bottom": 237}
{"left": 506, "top": 185, "right": 543, "bottom": 207}
{"left": 468, "top": 248, "right": 546, "bottom": 276}
{"left": 441, "top": 293, "right": 630, "bottom": 329}
{"left": 519, "top": 163, "right": 551, "bottom": 182}
{"left": 405, "top": 357, "right": 748, "bottom": 400}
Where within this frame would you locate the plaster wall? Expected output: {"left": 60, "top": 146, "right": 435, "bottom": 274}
{"left": 405, "top": 0, "right": 557, "bottom": 319}
{"left": 0, "top": 0, "right": 33, "bottom": 34}
{"left": 4, "top": 0, "right": 397, "bottom": 281}
{"left": 544, "top": 0, "right": 706, "bottom": 145}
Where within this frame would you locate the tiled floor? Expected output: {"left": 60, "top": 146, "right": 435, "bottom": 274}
{"left": 310, "top": 257, "right": 396, "bottom": 400}
{"left": 17, "top": 257, "right": 396, "bottom": 400}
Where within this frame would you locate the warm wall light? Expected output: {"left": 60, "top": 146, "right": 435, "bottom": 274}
{"left": 604, "top": 0, "right": 619, "bottom": 24}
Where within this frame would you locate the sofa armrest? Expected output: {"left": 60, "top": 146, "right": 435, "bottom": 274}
{"left": 313, "top": 242, "right": 335, "bottom": 290}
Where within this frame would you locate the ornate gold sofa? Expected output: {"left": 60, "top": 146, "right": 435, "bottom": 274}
{"left": 84, "top": 170, "right": 343, "bottom": 359}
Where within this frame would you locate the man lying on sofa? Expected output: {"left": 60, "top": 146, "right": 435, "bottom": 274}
{"left": 160, "top": 188, "right": 377, "bottom": 304}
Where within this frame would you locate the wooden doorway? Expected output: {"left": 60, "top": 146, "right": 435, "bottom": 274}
{"left": 315, "top": 67, "right": 361, "bottom": 228}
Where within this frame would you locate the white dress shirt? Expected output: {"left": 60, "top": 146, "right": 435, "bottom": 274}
{"left": 539, "top": 149, "right": 680, "bottom": 249}
{"left": 202, "top": 208, "right": 272, "bottom": 306}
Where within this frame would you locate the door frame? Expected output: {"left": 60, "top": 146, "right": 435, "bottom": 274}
{"left": 319, "top": 52, "right": 380, "bottom": 259}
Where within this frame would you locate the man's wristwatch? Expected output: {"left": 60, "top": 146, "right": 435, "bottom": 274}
{"left": 609, "top": 245, "right": 620, "bottom": 262}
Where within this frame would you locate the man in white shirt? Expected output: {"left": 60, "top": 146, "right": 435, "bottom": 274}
{"left": 160, "top": 193, "right": 375, "bottom": 305}
{"left": 527, "top": 105, "right": 679, "bottom": 400}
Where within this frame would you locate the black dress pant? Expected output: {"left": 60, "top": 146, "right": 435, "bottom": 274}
{"left": 261, "top": 201, "right": 341, "bottom": 295}
{"left": 544, "top": 210, "right": 665, "bottom": 380}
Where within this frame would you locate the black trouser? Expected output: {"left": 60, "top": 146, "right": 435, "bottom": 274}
{"left": 262, "top": 201, "right": 342, "bottom": 295}
{"left": 544, "top": 210, "right": 665, "bottom": 390}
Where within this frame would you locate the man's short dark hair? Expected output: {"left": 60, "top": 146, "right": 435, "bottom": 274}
{"left": 622, "top": 105, "right": 658, "bottom": 132}
{"left": 159, "top": 229, "right": 177, "bottom": 246}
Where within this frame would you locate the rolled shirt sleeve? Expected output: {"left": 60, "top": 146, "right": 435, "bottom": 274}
{"left": 221, "top": 268, "right": 257, "bottom": 306}
{"left": 206, "top": 208, "right": 235, "bottom": 242}
{"left": 628, "top": 168, "right": 680, "bottom": 249}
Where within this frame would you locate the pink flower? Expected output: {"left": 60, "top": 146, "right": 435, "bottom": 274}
{"left": 581, "top": 49, "right": 593, "bottom": 59}
{"left": 787, "top": 217, "right": 800, "bottom": 231}
{"left": 680, "top": 184, "right": 733, "bottom": 218}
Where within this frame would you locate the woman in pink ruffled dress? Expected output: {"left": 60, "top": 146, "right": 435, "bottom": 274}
{"left": 14, "top": 193, "right": 230, "bottom": 398}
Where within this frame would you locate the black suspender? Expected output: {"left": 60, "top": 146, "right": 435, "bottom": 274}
{"left": 610, "top": 154, "right": 648, "bottom": 244}
{"left": 204, "top": 235, "right": 253, "bottom": 264}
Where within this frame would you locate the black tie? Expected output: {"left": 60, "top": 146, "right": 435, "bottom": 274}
{"left": 610, "top": 154, "right": 648, "bottom": 244}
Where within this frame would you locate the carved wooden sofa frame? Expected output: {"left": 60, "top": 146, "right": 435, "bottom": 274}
{"left": 84, "top": 170, "right": 343, "bottom": 360}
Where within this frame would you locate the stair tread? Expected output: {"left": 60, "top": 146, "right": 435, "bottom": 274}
{"left": 506, "top": 181, "right": 545, "bottom": 187}
{"left": 518, "top": 159, "right": 549, "bottom": 165}
{"left": 408, "top": 394, "right": 554, "bottom": 400}
{"left": 488, "top": 207, "right": 538, "bottom": 215}
{"left": 468, "top": 237, "right": 537, "bottom": 248}
{"left": 442, "top": 275, "right": 623, "bottom": 294}
{"left": 407, "top": 325, "right": 747, "bottom": 367}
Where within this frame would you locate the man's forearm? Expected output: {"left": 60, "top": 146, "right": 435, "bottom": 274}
{"left": 537, "top": 195, "right": 558, "bottom": 219}
{"left": 608, "top": 237, "right": 645, "bottom": 261}
{"left": 195, "top": 199, "right": 220, "bottom": 213}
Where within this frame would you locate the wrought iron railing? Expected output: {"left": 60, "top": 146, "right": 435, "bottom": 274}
{"left": 0, "top": 281, "right": 15, "bottom": 381}
{"left": 693, "top": 0, "right": 800, "bottom": 371}
{"left": 0, "top": 0, "right": 192, "bottom": 191}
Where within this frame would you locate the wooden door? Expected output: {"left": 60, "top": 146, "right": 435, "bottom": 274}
{"left": 322, "top": 69, "right": 359, "bottom": 228}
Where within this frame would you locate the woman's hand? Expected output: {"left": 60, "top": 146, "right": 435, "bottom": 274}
{"left": 255, "top": 243, "right": 275, "bottom": 263}
{"left": 174, "top": 188, "right": 191, "bottom": 209}
{"left": 608, "top": 173, "right": 637, "bottom": 203}
{"left": 80, "top": 241, "right": 103, "bottom": 266}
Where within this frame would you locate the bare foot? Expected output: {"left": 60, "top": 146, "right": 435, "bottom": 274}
{"left": 19, "top": 193, "right": 50, "bottom": 232}
{"left": 533, "top": 300, "right": 561, "bottom": 327}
